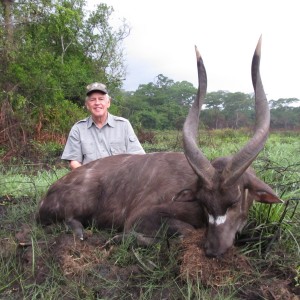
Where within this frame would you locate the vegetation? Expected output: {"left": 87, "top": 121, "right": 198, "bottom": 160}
{"left": 0, "top": 130, "right": 299, "bottom": 299}
{"left": 0, "top": 0, "right": 129, "bottom": 158}
{"left": 0, "top": 2, "right": 299, "bottom": 296}
{"left": 0, "top": 1, "right": 299, "bottom": 161}
{"left": 122, "top": 86, "right": 300, "bottom": 131}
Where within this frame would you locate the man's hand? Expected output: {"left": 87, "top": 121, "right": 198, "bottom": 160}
{"left": 70, "top": 160, "right": 82, "bottom": 170}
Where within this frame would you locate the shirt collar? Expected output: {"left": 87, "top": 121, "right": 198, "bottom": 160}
{"left": 87, "top": 113, "right": 116, "bottom": 128}
{"left": 107, "top": 113, "right": 116, "bottom": 127}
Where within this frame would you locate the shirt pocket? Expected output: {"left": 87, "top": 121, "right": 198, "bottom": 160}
{"left": 81, "top": 141, "right": 97, "bottom": 163}
{"left": 110, "top": 140, "right": 126, "bottom": 155}
{"left": 81, "top": 141, "right": 95, "bottom": 155}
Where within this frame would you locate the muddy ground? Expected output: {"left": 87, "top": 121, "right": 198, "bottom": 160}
{"left": 1, "top": 195, "right": 299, "bottom": 299}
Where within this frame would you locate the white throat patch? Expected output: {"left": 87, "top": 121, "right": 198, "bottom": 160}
{"left": 208, "top": 214, "right": 227, "bottom": 226}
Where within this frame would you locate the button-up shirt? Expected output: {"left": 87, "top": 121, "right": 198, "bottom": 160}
{"left": 61, "top": 113, "right": 145, "bottom": 165}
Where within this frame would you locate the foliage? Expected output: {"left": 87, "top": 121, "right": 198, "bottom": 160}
{"left": 120, "top": 75, "right": 195, "bottom": 130}
{"left": 0, "top": 0, "right": 299, "bottom": 163}
{"left": 0, "top": 0, "right": 129, "bottom": 157}
{"left": 1, "top": 0, "right": 129, "bottom": 99}
{"left": 0, "top": 130, "right": 299, "bottom": 299}
{"left": 270, "top": 99, "right": 300, "bottom": 129}
{"left": 121, "top": 86, "right": 300, "bottom": 131}
{"left": 36, "top": 99, "right": 87, "bottom": 135}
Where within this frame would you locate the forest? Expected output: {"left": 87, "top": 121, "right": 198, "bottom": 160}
{"left": 0, "top": 0, "right": 299, "bottom": 160}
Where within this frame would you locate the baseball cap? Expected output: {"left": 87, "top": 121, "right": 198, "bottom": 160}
{"left": 86, "top": 82, "right": 108, "bottom": 95}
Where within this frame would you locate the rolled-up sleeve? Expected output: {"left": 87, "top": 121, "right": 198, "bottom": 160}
{"left": 61, "top": 126, "right": 83, "bottom": 163}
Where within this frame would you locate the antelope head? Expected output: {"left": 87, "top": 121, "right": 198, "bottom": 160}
{"left": 183, "top": 37, "right": 281, "bottom": 257}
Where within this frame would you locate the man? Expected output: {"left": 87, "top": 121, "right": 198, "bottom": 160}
{"left": 61, "top": 82, "right": 145, "bottom": 170}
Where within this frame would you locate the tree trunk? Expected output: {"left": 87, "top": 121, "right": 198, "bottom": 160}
{"left": 2, "top": 0, "right": 14, "bottom": 54}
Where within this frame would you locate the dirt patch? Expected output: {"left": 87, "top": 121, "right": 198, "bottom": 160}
{"left": 179, "top": 229, "right": 252, "bottom": 286}
{"left": 179, "top": 229, "right": 299, "bottom": 299}
{"left": 3, "top": 227, "right": 299, "bottom": 299}
{"left": 239, "top": 279, "right": 300, "bottom": 300}
{"left": 14, "top": 232, "right": 146, "bottom": 298}
{"left": 51, "top": 232, "right": 124, "bottom": 278}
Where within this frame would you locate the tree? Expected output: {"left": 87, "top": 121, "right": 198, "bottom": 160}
{"left": 269, "top": 98, "right": 300, "bottom": 109}
{"left": 0, "top": 0, "right": 129, "bottom": 157}
{"left": 270, "top": 98, "right": 300, "bottom": 129}
{"left": 121, "top": 76, "right": 195, "bottom": 130}
{"left": 204, "top": 91, "right": 226, "bottom": 129}
{"left": 222, "top": 92, "right": 254, "bottom": 128}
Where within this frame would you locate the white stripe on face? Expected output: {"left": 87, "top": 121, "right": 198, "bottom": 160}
{"left": 208, "top": 213, "right": 227, "bottom": 225}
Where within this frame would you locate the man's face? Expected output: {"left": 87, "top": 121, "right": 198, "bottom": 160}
{"left": 86, "top": 92, "right": 110, "bottom": 119}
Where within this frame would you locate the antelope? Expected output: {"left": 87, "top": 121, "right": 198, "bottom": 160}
{"left": 37, "top": 37, "right": 281, "bottom": 257}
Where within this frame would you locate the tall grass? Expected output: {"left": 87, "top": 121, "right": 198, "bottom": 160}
{"left": 0, "top": 130, "right": 299, "bottom": 299}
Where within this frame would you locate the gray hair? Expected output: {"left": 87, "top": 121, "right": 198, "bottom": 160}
{"left": 85, "top": 93, "right": 110, "bottom": 102}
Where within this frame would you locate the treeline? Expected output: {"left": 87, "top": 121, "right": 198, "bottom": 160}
{"left": 118, "top": 76, "right": 300, "bottom": 130}
{"left": 0, "top": 1, "right": 299, "bottom": 160}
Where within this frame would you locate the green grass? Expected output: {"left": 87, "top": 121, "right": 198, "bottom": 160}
{"left": 0, "top": 130, "right": 299, "bottom": 299}
{"left": 0, "top": 166, "right": 68, "bottom": 198}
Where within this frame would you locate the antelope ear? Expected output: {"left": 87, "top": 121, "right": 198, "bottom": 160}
{"left": 251, "top": 190, "right": 283, "bottom": 204}
{"left": 246, "top": 174, "right": 282, "bottom": 204}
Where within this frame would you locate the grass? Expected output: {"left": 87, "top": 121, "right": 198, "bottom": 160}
{"left": 0, "top": 166, "right": 68, "bottom": 198}
{"left": 0, "top": 130, "right": 299, "bottom": 299}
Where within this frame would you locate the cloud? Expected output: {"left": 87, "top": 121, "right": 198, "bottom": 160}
{"left": 89, "top": 0, "right": 300, "bottom": 100}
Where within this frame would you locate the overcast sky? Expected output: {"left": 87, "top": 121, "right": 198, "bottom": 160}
{"left": 88, "top": 0, "right": 300, "bottom": 101}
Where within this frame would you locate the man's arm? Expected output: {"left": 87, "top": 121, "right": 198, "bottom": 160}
{"left": 61, "top": 125, "right": 84, "bottom": 168}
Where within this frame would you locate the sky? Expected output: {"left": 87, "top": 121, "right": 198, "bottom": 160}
{"left": 87, "top": 0, "right": 300, "bottom": 101}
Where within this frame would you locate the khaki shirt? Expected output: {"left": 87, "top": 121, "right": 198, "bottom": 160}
{"left": 61, "top": 113, "right": 145, "bottom": 164}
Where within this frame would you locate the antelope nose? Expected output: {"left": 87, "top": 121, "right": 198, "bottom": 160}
{"left": 204, "top": 248, "right": 220, "bottom": 258}
{"left": 204, "top": 241, "right": 223, "bottom": 258}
